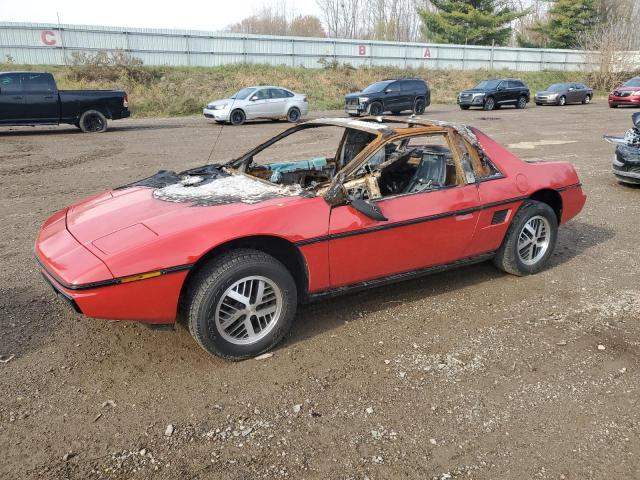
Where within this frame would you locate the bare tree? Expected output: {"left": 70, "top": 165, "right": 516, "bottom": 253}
{"left": 581, "top": 5, "right": 640, "bottom": 89}
{"left": 226, "top": 2, "right": 326, "bottom": 37}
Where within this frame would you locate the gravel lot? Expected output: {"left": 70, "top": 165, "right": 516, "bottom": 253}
{"left": 1, "top": 103, "right": 639, "bottom": 480}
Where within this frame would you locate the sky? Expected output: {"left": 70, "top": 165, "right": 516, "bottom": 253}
{"left": 0, "top": 0, "right": 323, "bottom": 31}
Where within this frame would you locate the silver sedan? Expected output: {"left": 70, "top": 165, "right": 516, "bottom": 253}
{"left": 203, "top": 86, "right": 309, "bottom": 125}
{"left": 535, "top": 83, "right": 593, "bottom": 106}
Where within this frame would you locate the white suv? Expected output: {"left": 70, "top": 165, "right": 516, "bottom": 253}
{"left": 203, "top": 86, "right": 309, "bottom": 125}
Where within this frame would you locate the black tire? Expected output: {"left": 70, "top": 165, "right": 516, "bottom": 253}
{"left": 78, "top": 110, "right": 108, "bottom": 133}
{"left": 483, "top": 97, "right": 495, "bottom": 111}
{"left": 557, "top": 95, "right": 566, "bottom": 106}
{"left": 493, "top": 200, "right": 558, "bottom": 276}
{"left": 185, "top": 249, "right": 297, "bottom": 360}
{"left": 286, "top": 107, "right": 301, "bottom": 123}
{"left": 230, "top": 109, "right": 246, "bottom": 126}
{"left": 516, "top": 96, "right": 528, "bottom": 109}
{"left": 459, "top": 105, "right": 470, "bottom": 110}
{"left": 582, "top": 94, "right": 591, "bottom": 104}
{"left": 368, "top": 102, "right": 383, "bottom": 116}
{"left": 413, "top": 97, "right": 426, "bottom": 114}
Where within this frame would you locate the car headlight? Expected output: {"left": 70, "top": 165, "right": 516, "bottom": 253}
{"left": 358, "top": 97, "right": 370, "bottom": 103}
{"left": 631, "top": 91, "right": 640, "bottom": 97}
{"left": 207, "top": 103, "right": 227, "bottom": 110}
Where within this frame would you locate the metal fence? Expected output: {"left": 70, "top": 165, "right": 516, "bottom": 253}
{"left": 0, "top": 21, "right": 599, "bottom": 72}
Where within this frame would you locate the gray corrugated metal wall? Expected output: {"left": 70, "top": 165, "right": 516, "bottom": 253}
{"left": 0, "top": 21, "right": 599, "bottom": 71}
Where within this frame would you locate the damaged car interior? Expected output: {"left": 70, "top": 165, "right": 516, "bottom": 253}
{"left": 233, "top": 118, "right": 502, "bottom": 208}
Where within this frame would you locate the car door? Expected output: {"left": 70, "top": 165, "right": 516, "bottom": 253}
{"left": 21, "top": 72, "right": 59, "bottom": 123}
{"left": 243, "top": 88, "right": 270, "bottom": 119}
{"left": 382, "top": 81, "right": 402, "bottom": 112}
{"left": 495, "top": 80, "right": 509, "bottom": 105}
{"left": 569, "top": 84, "right": 582, "bottom": 103}
{"left": 0, "top": 73, "right": 25, "bottom": 123}
{"left": 399, "top": 80, "right": 415, "bottom": 111}
{"left": 327, "top": 130, "right": 482, "bottom": 288}
{"left": 265, "top": 88, "right": 288, "bottom": 118}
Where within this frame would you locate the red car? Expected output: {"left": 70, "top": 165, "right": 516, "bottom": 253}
{"left": 36, "top": 118, "right": 586, "bottom": 359}
{"left": 609, "top": 76, "right": 640, "bottom": 108}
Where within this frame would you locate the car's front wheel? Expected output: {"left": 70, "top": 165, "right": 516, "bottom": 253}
{"left": 557, "top": 95, "right": 566, "bottom": 106}
{"left": 582, "top": 94, "right": 591, "bottom": 104}
{"left": 483, "top": 97, "right": 495, "bottom": 111}
{"left": 230, "top": 109, "right": 246, "bottom": 126}
{"left": 185, "top": 249, "right": 297, "bottom": 360}
{"left": 368, "top": 102, "right": 383, "bottom": 116}
{"left": 493, "top": 200, "right": 558, "bottom": 276}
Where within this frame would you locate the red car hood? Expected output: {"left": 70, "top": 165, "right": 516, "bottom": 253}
{"left": 613, "top": 87, "right": 640, "bottom": 93}
{"left": 66, "top": 185, "right": 302, "bottom": 255}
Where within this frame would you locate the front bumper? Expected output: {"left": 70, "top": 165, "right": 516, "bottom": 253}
{"left": 345, "top": 103, "right": 366, "bottom": 114}
{"left": 535, "top": 96, "right": 559, "bottom": 105}
{"left": 203, "top": 107, "right": 230, "bottom": 121}
{"left": 608, "top": 95, "right": 640, "bottom": 106}
{"left": 457, "top": 95, "right": 484, "bottom": 106}
{"left": 613, "top": 153, "right": 640, "bottom": 184}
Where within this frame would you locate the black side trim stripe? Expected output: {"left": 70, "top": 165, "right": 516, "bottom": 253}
{"left": 556, "top": 182, "right": 582, "bottom": 192}
{"left": 305, "top": 252, "right": 496, "bottom": 302}
{"left": 296, "top": 195, "right": 530, "bottom": 247}
{"left": 36, "top": 256, "right": 193, "bottom": 291}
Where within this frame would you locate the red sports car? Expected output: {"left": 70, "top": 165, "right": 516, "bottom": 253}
{"left": 36, "top": 117, "right": 586, "bottom": 359}
{"left": 609, "top": 76, "right": 640, "bottom": 108}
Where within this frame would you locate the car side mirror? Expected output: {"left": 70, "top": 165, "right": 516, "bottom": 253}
{"left": 348, "top": 197, "right": 388, "bottom": 221}
{"left": 250, "top": 96, "right": 258, "bottom": 101}
{"left": 633, "top": 112, "right": 640, "bottom": 128}
{"left": 569, "top": 88, "right": 574, "bottom": 91}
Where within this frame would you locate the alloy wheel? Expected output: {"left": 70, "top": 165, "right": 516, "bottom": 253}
{"left": 517, "top": 215, "right": 551, "bottom": 266}
{"left": 84, "top": 113, "right": 105, "bottom": 132}
{"left": 214, "top": 276, "right": 283, "bottom": 345}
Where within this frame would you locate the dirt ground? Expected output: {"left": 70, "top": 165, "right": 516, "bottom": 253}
{"left": 1, "top": 103, "right": 639, "bottom": 480}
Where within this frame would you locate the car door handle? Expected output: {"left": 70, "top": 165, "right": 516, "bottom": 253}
{"left": 44, "top": 95, "right": 54, "bottom": 99}
{"left": 12, "top": 96, "right": 23, "bottom": 100}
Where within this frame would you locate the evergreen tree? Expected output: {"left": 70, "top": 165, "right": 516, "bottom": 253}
{"left": 418, "top": 0, "right": 527, "bottom": 46}
{"left": 531, "top": 0, "right": 599, "bottom": 49}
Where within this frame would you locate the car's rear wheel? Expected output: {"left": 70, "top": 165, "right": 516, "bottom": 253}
{"left": 413, "top": 98, "right": 426, "bottom": 114}
{"left": 582, "top": 94, "right": 591, "bottom": 104}
{"left": 557, "top": 95, "right": 566, "bottom": 106}
{"left": 185, "top": 249, "right": 297, "bottom": 360}
{"left": 286, "top": 107, "right": 301, "bottom": 123}
{"left": 516, "top": 96, "right": 528, "bottom": 109}
{"left": 483, "top": 97, "right": 495, "bottom": 111}
{"left": 368, "top": 102, "right": 383, "bottom": 116}
{"left": 230, "top": 109, "right": 246, "bottom": 126}
{"left": 79, "top": 110, "right": 108, "bottom": 133}
{"left": 493, "top": 200, "right": 558, "bottom": 276}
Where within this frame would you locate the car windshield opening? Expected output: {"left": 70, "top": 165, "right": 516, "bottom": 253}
{"left": 245, "top": 126, "right": 372, "bottom": 189}
{"left": 474, "top": 80, "right": 501, "bottom": 90}
{"left": 547, "top": 84, "right": 566, "bottom": 92}
{"left": 362, "top": 81, "right": 394, "bottom": 94}
{"left": 623, "top": 78, "right": 640, "bottom": 88}
{"left": 231, "top": 88, "right": 257, "bottom": 100}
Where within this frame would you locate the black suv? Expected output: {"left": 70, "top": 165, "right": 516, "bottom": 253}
{"left": 457, "top": 79, "right": 530, "bottom": 111}
{"left": 345, "top": 79, "right": 431, "bottom": 116}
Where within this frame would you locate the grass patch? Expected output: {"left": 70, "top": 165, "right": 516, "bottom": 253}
{"left": 0, "top": 60, "right": 624, "bottom": 118}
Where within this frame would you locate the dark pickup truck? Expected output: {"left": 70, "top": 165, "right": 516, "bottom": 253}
{"left": 0, "top": 71, "right": 129, "bottom": 132}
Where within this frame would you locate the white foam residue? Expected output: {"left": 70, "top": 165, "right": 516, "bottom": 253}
{"left": 153, "top": 174, "right": 301, "bottom": 205}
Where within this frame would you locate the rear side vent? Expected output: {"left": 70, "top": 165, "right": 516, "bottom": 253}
{"left": 491, "top": 209, "right": 509, "bottom": 225}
